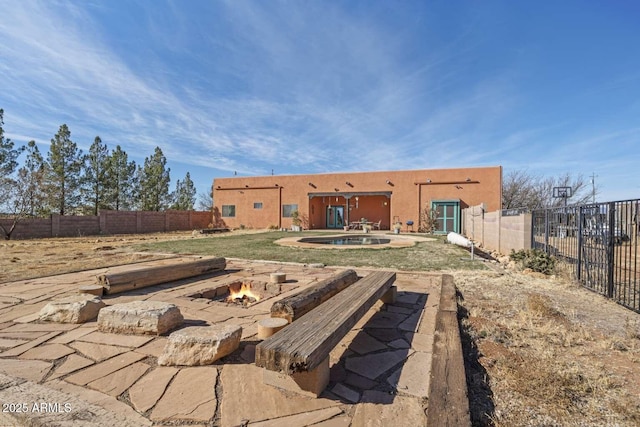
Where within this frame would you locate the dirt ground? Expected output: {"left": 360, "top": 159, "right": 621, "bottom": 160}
{"left": 0, "top": 231, "right": 248, "bottom": 283}
{"left": 2, "top": 232, "right": 639, "bottom": 426}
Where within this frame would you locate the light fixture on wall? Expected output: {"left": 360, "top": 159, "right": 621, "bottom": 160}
{"left": 355, "top": 196, "right": 359, "bottom": 209}
{"left": 426, "top": 178, "right": 432, "bottom": 183}
{"left": 466, "top": 177, "right": 471, "bottom": 182}
{"left": 385, "top": 179, "right": 394, "bottom": 186}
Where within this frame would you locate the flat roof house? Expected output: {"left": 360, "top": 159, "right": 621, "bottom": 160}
{"left": 212, "top": 166, "right": 502, "bottom": 233}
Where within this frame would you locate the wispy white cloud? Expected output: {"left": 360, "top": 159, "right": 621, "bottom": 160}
{"left": 1, "top": 0, "right": 638, "bottom": 202}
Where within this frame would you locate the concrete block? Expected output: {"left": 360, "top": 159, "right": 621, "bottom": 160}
{"left": 263, "top": 356, "right": 330, "bottom": 397}
{"left": 257, "top": 318, "right": 288, "bottom": 339}
{"left": 380, "top": 286, "right": 397, "bottom": 304}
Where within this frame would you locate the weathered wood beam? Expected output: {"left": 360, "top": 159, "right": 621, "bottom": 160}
{"left": 255, "top": 271, "right": 396, "bottom": 374}
{"left": 97, "top": 257, "right": 226, "bottom": 295}
{"left": 270, "top": 269, "right": 358, "bottom": 322}
{"left": 426, "top": 274, "right": 471, "bottom": 426}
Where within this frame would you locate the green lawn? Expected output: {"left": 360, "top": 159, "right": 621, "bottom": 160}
{"left": 134, "top": 231, "right": 486, "bottom": 271}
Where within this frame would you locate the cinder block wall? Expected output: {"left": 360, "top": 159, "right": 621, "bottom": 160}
{"left": 0, "top": 210, "right": 212, "bottom": 240}
{"left": 462, "top": 205, "right": 531, "bottom": 254}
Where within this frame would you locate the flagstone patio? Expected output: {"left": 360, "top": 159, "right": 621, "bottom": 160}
{"left": 0, "top": 257, "right": 465, "bottom": 426}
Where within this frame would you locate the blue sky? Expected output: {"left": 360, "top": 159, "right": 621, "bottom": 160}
{"left": 1, "top": 0, "right": 639, "bottom": 203}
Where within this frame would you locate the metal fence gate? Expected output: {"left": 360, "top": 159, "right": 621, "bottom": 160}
{"left": 532, "top": 199, "right": 639, "bottom": 313}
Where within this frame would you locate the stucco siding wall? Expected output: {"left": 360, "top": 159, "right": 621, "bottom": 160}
{"left": 213, "top": 166, "right": 502, "bottom": 230}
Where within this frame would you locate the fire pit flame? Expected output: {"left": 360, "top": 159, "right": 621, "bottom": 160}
{"left": 226, "top": 282, "right": 261, "bottom": 304}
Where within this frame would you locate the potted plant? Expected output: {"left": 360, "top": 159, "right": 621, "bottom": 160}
{"left": 291, "top": 210, "right": 302, "bottom": 232}
{"left": 393, "top": 222, "right": 402, "bottom": 234}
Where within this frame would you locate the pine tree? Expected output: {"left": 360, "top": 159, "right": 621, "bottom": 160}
{"left": 82, "top": 136, "right": 110, "bottom": 215}
{"left": 137, "top": 146, "right": 170, "bottom": 211}
{"left": 106, "top": 145, "right": 137, "bottom": 211}
{"left": 21, "top": 140, "right": 47, "bottom": 217}
{"left": 46, "top": 124, "right": 83, "bottom": 215}
{"left": 171, "top": 172, "right": 196, "bottom": 210}
{"left": 0, "top": 109, "right": 23, "bottom": 177}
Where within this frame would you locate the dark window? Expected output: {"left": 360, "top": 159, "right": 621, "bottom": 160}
{"left": 254, "top": 202, "right": 263, "bottom": 209}
{"left": 222, "top": 205, "right": 236, "bottom": 217}
{"left": 282, "top": 204, "right": 298, "bottom": 217}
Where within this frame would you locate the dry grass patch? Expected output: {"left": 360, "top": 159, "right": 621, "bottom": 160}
{"left": 455, "top": 269, "right": 640, "bottom": 426}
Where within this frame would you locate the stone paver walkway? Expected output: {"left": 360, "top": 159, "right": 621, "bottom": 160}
{"left": 0, "top": 258, "right": 443, "bottom": 426}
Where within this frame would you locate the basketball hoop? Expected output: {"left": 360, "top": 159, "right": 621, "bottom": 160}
{"left": 553, "top": 186, "right": 572, "bottom": 207}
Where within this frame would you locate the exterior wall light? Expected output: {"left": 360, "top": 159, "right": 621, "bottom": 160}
{"left": 466, "top": 177, "right": 471, "bottom": 182}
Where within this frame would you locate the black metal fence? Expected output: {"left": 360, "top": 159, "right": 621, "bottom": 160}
{"left": 532, "top": 199, "right": 639, "bottom": 313}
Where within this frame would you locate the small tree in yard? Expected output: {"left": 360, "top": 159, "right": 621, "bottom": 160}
{"left": 418, "top": 207, "right": 439, "bottom": 233}
{"left": 197, "top": 188, "right": 213, "bottom": 211}
{"left": 0, "top": 140, "right": 48, "bottom": 240}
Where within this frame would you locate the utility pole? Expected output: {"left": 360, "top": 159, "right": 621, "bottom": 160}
{"left": 590, "top": 172, "right": 598, "bottom": 203}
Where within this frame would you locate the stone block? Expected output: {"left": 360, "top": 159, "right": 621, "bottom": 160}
{"left": 158, "top": 324, "right": 242, "bottom": 366}
{"left": 97, "top": 301, "right": 183, "bottom": 335}
{"left": 38, "top": 294, "right": 106, "bottom": 324}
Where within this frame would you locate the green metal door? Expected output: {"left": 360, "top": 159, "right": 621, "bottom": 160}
{"left": 431, "top": 200, "right": 460, "bottom": 234}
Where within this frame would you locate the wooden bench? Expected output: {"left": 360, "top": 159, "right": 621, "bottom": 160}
{"left": 255, "top": 270, "right": 396, "bottom": 396}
